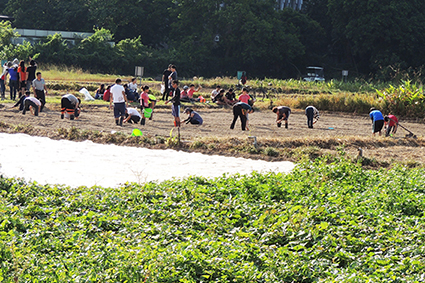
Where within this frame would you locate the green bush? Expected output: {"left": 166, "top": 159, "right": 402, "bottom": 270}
{"left": 1, "top": 158, "right": 425, "bottom": 281}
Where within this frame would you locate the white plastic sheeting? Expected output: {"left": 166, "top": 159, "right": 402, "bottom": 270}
{"left": 0, "top": 133, "right": 295, "bottom": 188}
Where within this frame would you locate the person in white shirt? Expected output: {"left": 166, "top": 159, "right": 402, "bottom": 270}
{"left": 211, "top": 85, "right": 221, "bottom": 102}
{"left": 123, "top": 107, "right": 142, "bottom": 124}
{"left": 109, "top": 79, "right": 128, "bottom": 126}
{"left": 22, "top": 91, "right": 41, "bottom": 116}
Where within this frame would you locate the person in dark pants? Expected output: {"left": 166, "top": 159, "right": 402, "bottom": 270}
{"left": 123, "top": 108, "right": 142, "bottom": 124}
{"left": 230, "top": 102, "right": 253, "bottom": 131}
{"left": 22, "top": 96, "right": 41, "bottom": 116}
{"left": 183, "top": 108, "right": 203, "bottom": 125}
{"left": 272, "top": 106, "right": 291, "bottom": 128}
{"left": 10, "top": 90, "right": 29, "bottom": 111}
{"left": 165, "top": 80, "right": 181, "bottom": 127}
{"left": 369, "top": 107, "right": 384, "bottom": 136}
{"left": 161, "top": 64, "right": 172, "bottom": 101}
{"left": 32, "top": 72, "right": 48, "bottom": 112}
{"left": 384, "top": 114, "right": 398, "bottom": 137}
{"left": 8, "top": 65, "right": 19, "bottom": 100}
{"left": 305, "top": 105, "right": 320, "bottom": 128}
{"left": 61, "top": 94, "right": 81, "bottom": 120}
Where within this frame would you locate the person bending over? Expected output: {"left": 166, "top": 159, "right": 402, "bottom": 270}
{"left": 272, "top": 106, "right": 291, "bottom": 128}
{"left": 384, "top": 114, "right": 398, "bottom": 137}
{"left": 305, "top": 105, "right": 319, "bottom": 128}
{"left": 183, "top": 108, "right": 203, "bottom": 125}
{"left": 61, "top": 94, "right": 81, "bottom": 120}
{"left": 123, "top": 107, "right": 142, "bottom": 124}
{"left": 22, "top": 95, "right": 41, "bottom": 116}
{"left": 230, "top": 102, "right": 253, "bottom": 131}
{"left": 369, "top": 107, "right": 384, "bottom": 136}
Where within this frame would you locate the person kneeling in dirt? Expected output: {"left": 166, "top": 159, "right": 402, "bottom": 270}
{"left": 272, "top": 106, "right": 291, "bottom": 129}
{"left": 369, "top": 107, "right": 384, "bottom": 136}
{"left": 305, "top": 105, "right": 319, "bottom": 128}
{"left": 61, "top": 94, "right": 81, "bottom": 120}
{"left": 384, "top": 114, "right": 398, "bottom": 137}
{"left": 22, "top": 92, "right": 41, "bottom": 116}
{"left": 123, "top": 107, "right": 142, "bottom": 124}
{"left": 230, "top": 102, "right": 253, "bottom": 131}
{"left": 182, "top": 108, "right": 203, "bottom": 125}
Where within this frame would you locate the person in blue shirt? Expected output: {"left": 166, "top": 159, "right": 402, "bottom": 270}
{"left": 8, "top": 65, "right": 19, "bottom": 100}
{"left": 369, "top": 107, "right": 384, "bottom": 136}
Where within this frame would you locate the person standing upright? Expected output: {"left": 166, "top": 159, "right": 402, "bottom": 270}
{"left": 109, "top": 78, "right": 128, "bottom": 126}
{"left": 32, "top": 72, "right": 48, "bottom": 111}
{"left": 162, "top": 64, "right": 172, "bottom": 101}
{"left": 8, "top": 64, "right": 19, "bottom": 100}
{"left": 168, "top": 65, "right": 177, "bottom": 95}
{"left": 0, "top": 62, "right": 11, "bottom": 100}
{"left": 165, "top": 80, "right": 181, "bottom": 127}
{"left": 17, "top": 60, "right": 27, "bottom": 98}
{"left": 26, "top": 59, "right": 37, "bottom": 91}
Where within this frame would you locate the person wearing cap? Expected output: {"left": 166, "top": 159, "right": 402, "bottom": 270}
{"left": 22, "top": 93, "right": 42, "bottom": 116}
{"left": 230, "top": 102, "right": 253, "bottom": 131}
{"left": 123, "top": 107, "right": 142, "bottom": 124}
{"left": 369, "top": 107, "right": 384, "bottom": 136}
{"left": 165, "top": 80, "right": 181, "bottom": 127}
{"left": 61, "top": 94, "right": 81, "bottom": 120}
{"left": 180, "top": 85, "right": 191, "bottom": 102}
{"left": 162, "top": 64, "right": 172, "bottom": 101}
{"left": 384, "top": 114, "right": 398, "bottom": 137}
{"left": 305, "top": 105, "right": 319, "bottom": 128}
{"left": 182, "top": 108, "right": 203, "bottom": 125}
{"left": 272, "top": 106, "right": 291, "bottom": 128}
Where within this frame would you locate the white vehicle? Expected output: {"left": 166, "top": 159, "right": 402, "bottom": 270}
{"left": 303, "top": 66, "right": 325, "bottom": 82}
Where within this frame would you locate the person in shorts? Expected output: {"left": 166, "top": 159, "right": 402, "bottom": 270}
{"left": 384, "top": 114, "right": 398, "bottom": 137}
{"left": 61, "top": 94, "right": 81, "bottom": 120}
{"left": 369, "top": 107, "right": 384, "bottom": 136}
{"left": 165, "top": 80, "right": 181, "bottom": 127}
{"left": 272, "top": 106, "right": 291, "bottom": 128}
{"left": 305, "top": 105, "right": 319, "bottom": 128}
{"left": 109, "top": 78, "right": 128, "bottom": 126}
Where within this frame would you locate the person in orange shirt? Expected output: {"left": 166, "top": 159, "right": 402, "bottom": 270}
{"left": 17, "top": 60, "right": 27, "bottom": 98}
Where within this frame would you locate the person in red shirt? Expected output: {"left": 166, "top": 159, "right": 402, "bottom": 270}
{"left": 103, "top": 85, "right": 111, "bottom": 102}
{"left": 238, "top": 88, "right": 251, "bottom": 104}
{"left": 384, "top": 114, "right": 398, "bottom": 137}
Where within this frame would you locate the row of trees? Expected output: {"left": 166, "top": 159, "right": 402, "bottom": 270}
{"left": 1, "top": 0, "right": 425, "bottom": 80}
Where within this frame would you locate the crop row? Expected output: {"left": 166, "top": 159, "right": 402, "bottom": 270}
{"left": 0, "top": 158, "right": 425, "bottom": 282}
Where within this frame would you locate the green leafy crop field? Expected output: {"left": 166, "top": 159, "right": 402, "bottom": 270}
{"left": 1, "top": 158, "right": 425, "bottom": 282}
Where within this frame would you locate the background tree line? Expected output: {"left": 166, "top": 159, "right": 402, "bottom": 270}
{"left": 1, "top": 0, "right": 424, "bottom": 80}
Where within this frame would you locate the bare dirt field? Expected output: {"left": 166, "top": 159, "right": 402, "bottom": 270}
{"left": 1, "top": 101, "right": 424, "bottom": 165}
